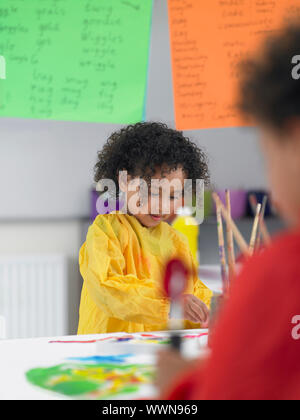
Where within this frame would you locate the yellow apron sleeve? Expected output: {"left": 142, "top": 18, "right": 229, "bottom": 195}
{"left": 177, "top": 232, "right": 213, "bottom": 310}
{"left": 181, "top": 241, "right": 213, "bottom": 329}
{"left": 193, "top": 278, "right": 213, "bottom": 309}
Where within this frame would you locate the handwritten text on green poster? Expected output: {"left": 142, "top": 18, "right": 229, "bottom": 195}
{"left": 0, "top": 0, "right": 153, "bottom": 124}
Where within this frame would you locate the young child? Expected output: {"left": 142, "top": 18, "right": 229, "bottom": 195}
{"left": 156, "top": 23, "right": 300, "bottom": 400}
{"left": 77, "top": 122, "right": 212, "bottom": 334}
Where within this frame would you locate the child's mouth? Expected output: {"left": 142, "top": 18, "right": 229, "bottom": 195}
{"left": 150, "top": 214, "right": 162, "bottom": 221}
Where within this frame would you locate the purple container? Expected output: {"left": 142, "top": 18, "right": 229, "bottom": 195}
{"left": 91, "top": 189, "right": 125, "bottom": 220}
{"left": 213, "top": 190, "right": 247, "bottom": 220}
{"left": 246, "top": 190, "right": 272, "bottom": 217}
{"left": 91, "top": 189, "right": 99, "bottom": 220}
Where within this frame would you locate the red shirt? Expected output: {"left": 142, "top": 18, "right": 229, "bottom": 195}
{"left": 166, "top": 227, "right": 300, "bottom": 400}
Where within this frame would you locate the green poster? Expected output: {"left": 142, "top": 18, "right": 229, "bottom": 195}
{"left": 0, "top": 0, "right": 153, "bottom": 124}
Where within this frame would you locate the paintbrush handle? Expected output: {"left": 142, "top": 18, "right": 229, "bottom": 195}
{"left": 213, "top": 193, "right": 250, "bottom": 257}
{"left": 225, "top": 190, "right": 236, "bottom": 278}
{"left": 249, "top": 195, "right": 271, "bottom": 247}
{"left": 216, "top": 201, "right": 228, "bottom": 293}
{"left": 249, "top": 203, "right": 261, "bottom": 255}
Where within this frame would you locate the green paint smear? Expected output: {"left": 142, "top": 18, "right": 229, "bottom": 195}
{"left": 52, "top": 380, "right": 99, "bottom": 395}
{"left": 26, "top": 362, "right": 154, "bottom": 399}
{"left": 113, "top": 384, "right": 139, "bottom": 395}
{"left": 158, "top": 340, "right": 171, "bottom": 344}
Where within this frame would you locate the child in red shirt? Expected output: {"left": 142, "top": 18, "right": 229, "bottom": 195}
{"left": 156, "top": 22, "right": 300, "bottom": 400}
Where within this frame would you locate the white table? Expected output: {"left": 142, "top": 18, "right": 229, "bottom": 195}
{"left": 0, "top": 265, "right": 221, "bottom": 400}
{"left": 0, "top": 329, "right": 209, "bottom": 400}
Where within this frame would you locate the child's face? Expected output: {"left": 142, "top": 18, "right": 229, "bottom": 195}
{"left": 259, "top": 124, "right": 300, "bottom": 226}
{"left": 121, "top": 167, "right": 185, "bottom": 228}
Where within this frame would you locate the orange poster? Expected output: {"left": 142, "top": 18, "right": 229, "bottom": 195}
{"left": 168, "top": 0, "right": 300, "bottom": 130}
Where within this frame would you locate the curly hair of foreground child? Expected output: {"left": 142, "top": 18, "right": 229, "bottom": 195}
{"left": 238, "top": 22, "right": 300, "bottom": 131}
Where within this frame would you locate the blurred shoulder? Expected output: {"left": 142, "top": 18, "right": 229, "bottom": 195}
{"left": 250, "top": 228, "right": 300, "bottom": 267}
{"left": 236, "top": 227, "right": 300, "bottom": 292}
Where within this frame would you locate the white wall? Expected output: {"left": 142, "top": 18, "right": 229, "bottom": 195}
{"left": 0, "top": 0, "right": 267, "bottom": 221}
{"left": 0, "top": 220, "right": 82, "bottom": 256}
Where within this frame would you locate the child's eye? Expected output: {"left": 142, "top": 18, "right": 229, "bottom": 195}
{"left": 150, "top": 193, "right": 180, "bottom": 200}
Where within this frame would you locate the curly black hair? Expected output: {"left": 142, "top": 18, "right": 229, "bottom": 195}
{"left": 238, "top": 22, "right": 300, "bottom": 132}
{"left": 94, "top": 122, "right": 209, "bottom": 196}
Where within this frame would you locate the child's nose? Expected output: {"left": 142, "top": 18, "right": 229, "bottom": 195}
{"left": 150, "top": 195, "right": 164, "bottom": 214}
{"left": 161, "top": 196, "right": 171, "bottom": 215}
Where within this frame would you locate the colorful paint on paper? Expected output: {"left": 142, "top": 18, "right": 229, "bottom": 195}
{"left": 67, "top": 355, "right": 133, "bottom": 363}
{"left": 49, "top": 332, "right": 208, "bottom": 344}
{"left": 26, "top": 356, "right": 154, "bottom": 399}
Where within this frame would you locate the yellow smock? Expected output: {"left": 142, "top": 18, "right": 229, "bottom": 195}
{"left": 78, "top": 212, "right": 212, "bottom": 334}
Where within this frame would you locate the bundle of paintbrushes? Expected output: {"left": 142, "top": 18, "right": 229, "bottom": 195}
{"left": 207, "top": 191, "right": 271, "bottom": 345}
{"left": 212, "top": 190, "right": 271, "bottom": 295}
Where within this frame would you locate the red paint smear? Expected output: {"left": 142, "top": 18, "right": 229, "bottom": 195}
{"left": 49, "top": 335, "right": 135, "bottom": 344}
{"left": 49, "top": 339, "right": 99, "bottom": 343}
{"left": 183, "top": 333, "right": 208, "bottom": 339}
{"left": 140, "top": 334, "right": 161, "bottom": 338}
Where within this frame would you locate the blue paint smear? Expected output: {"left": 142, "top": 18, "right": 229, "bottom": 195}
{"left": 116, "top": 337, "right": 132, "bottom": 342}
{"left": 67, "top": 354, "right": 133, "bottom": 363}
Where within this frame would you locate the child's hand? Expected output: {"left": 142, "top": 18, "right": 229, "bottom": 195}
{"left": 155, "top": 349, "right": 209, "bottom": 397}
{"left": 155, "top": 349, "right": 197, "bottom": 397}
{"left": 182, "top": 294, "right": 210, "bottom": 326}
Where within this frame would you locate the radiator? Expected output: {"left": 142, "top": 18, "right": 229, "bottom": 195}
{"left": 0, "top": 255, "right": 69, "bottom": 339}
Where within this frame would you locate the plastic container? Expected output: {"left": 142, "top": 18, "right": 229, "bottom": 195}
{"left": 214, "top": 190, "right": 247, "bottom": 220}
{"left": 204, "top": 190, "right": 213, "bottom": 218}
{"left": 172, "top": 207, "right": 199, "bottom": 265}
{"left": 91, "top": 189, "right": 125, "bottom": 220}
{"left": 246, "top": 190, "right": 272, "bottom": 217}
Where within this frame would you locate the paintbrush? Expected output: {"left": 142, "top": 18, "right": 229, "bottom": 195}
{"left": 216, "top": 198, "right": 228, "bottom": 294}
{"left": 255, "top": 195, "right": 268, "bottom": 250}
{"left": 249, "top": 203, "right": 261, "bottom": 255}
{"left": 249, "top": 194, "right": 271, "bottom": 247}
{"left": 212, "top": 192, "right": 251, "bottom": 257}
{"left": 225, "top": 189, "right": 236, "bottom": 280}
